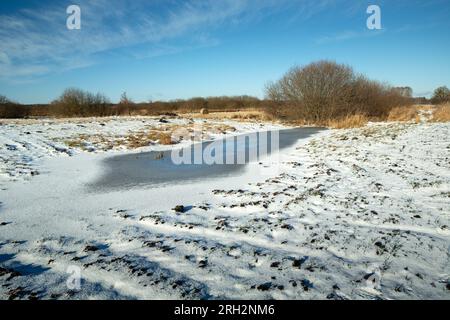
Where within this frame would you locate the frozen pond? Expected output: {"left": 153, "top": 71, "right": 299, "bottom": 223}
{"left": 90, "top": 127, "right": 325, "bottom": 191}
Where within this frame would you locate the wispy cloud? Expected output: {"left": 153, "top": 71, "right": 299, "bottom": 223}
{"left": 315, "top": 29, "right": 386, "bottom": 45}
{"left": 0, "top": 0, "right": 337, "bottom": 81}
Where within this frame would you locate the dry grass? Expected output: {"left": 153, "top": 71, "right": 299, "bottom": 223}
{"left": 61, "top": 122, "right": 238, "bottom": 151}
{"left": 387, "top": 106, "right": 420, "bottom": 122}
{"left": 65, "top": 139, "right": 86, "bottom": 149}
{"left": 64, "top": 134, "right": 116, "bottom": 151}
{"left": 184, "top": 110, "right": 272, "bottom": 122}
{"left": 327, "top": 114, "right": 368, "bottom": 129}
{"left": 228, "top": 111, "right": 271, "bottom": 121}
{"left": 202, "top": 123, "right": 237, "bottom": 134}
{"left": 432, "top": 103, "right": 450, "bottom": 122}
{"left": 126, "top": 131, "right": 174, "bottom": 148}
{"left": 133, "top": 123, "right": 237, "bottom": 146}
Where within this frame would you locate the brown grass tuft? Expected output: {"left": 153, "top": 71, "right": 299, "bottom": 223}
{"left": 387, "top": 106, "right": 419, "bottom": 122}
{"left": 61, "top": 122, "right": 241, "bottom": 152}
{"left": 327, "top": 114, "right": 368, "bottom": 129}
{"left": 432, "top": 103, "right": 450, "bottom": 122}
{"left": 189, "top": 110, "right": 272, "bottom": 122}
{"left": 126, "top": 131, "right": 173, "bottom": 148}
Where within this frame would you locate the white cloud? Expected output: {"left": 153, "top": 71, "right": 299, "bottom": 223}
{"left": 0, "top": 0, "right": 338, "bottom": 80}
{"left": 0, "top": 52, "right": 10, "bottom": 65}
{"left": 315, "top": 29, "right": 386, "bottom": 44}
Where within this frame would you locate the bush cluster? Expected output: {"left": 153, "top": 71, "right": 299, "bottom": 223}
{"left": 265, "top": 60, "right": 412, "bottom": 122}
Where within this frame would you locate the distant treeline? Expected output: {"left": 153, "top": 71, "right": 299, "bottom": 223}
{"left": 0, "top": 92, "right": 271, "bottom": 119}
{"left": 1, "top": 60, "right": 447, "bottom": 121}
{"left": 0, "top": 91, "right": 428, "bottom": 120}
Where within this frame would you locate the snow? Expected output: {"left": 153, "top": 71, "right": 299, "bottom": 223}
{"left": 0, "top": 116, "right": 449, "bottom": 300}
{"left": 0, "top": 116, "right": 284, "bottom": 181}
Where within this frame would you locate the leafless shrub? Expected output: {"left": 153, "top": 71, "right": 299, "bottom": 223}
{"left": 49, "top": 88, "right": 111, "bottom": 117}
{"left": 393, "top": 87, "right": 413, "bottom": 98}
{"left": 0, "top": 95, "right": 29, "bottom": 118}
{"left": 0, "top": 95, "right": 10, "bottom": 104}
{"left": 431, "top": 86, "right": 450, "bottom": 105}
{"left": 116, "top": 92, "right": 135, "bottom": 116}
{"left": 265, "top": 60, "right": 412, "bottom": 123}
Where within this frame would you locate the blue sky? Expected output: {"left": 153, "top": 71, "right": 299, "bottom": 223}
{"left": 0, "top": 0, "right": 449, "bottom": 104}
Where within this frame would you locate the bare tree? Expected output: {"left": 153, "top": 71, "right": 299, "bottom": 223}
{"left": 393, "top": 87, "right": 413, "bottom": 98}
{"left": 51, "top": 88, "right": 110, "bottom": 117}
{"left": 117, "top": 92, "right": 135, "bottom": 115}
{"left": 0, "top": 95, "right": 11, "bottom": 105}
{"left": 431, "top": 86, "right": 450, "bottom": 104}
{"left": 265, "top": 60, "right": 410, "bottom": 122}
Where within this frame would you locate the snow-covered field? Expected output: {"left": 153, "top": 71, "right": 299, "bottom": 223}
{"left": 0, "top": 117, "right": 281, "bottom": 181}
{"left": 0, "top": 116, "right": 449, "bottom": 300}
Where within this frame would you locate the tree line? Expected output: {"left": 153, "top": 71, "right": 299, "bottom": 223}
{"left": 1, "top": 60, "right": 448, "bottom": 120}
